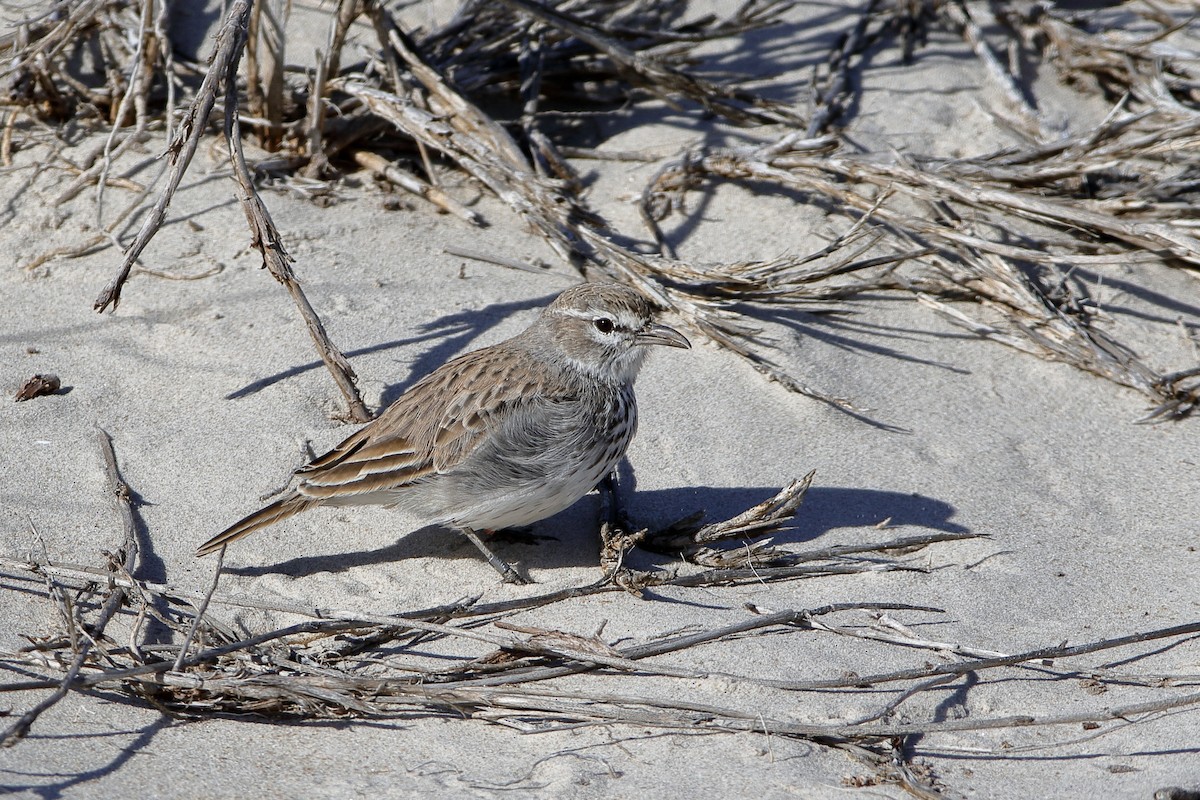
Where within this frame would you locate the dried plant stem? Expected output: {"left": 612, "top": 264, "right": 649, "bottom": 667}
{"left": 352, "top": 150, "right": 482, "bottom": 224}
{"left": 339, "top": 37, "right": 865, "bottom": 414}
{"left": 257, "top": 0, "right": 287, "bottom": 151}
{"left": 82, "top": 0, "right": 369, "bottom": 420}
{"left": 53, "top": 662, "right": 1200, "bottom": 742}
{"left": 794, "top": 619, "right": 1200, "bottom": 691}
{"left": 14, "top": 0, "right": 1192, "bottom": 422}
{"left": 814, "top": 154, "right": 1200, "bottom": 268}
{"left": 807, "top": 0, "right": 877, "bottom": 137}
{"left": 94, "top": 0, "right": 253, "bottom": 312}
{"left": 942, "top": 2, "right": 1047, "bottom": 141}
{"left": 3, "top": 451, "right": 1195, "bottom": 788}
{"left": 302, "top": 48, "right": 329, "bottom": 177}
{"left": 640, "top": 133, "right": 1200, "bottom": 417}
{"left": 496, "top": 0, "right": 802, "bottom": 126}
{"left": 0, "top": 525, "right": 972, "bottom": 629}
{"left": 0, "top": 430, "right": 138, "bottom": 747}
{"left": 172, "top": 548, "right": 226, "bottom": 672}
{"left": 219, "top": 12, "right": 370, "bottom": 422}
{"left": 303, "top": 0, "right": 360, "bottom": 178}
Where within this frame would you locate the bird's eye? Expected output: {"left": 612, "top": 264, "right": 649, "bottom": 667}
{"left": 593, "top": 317, "right": 615, "bottom": 334}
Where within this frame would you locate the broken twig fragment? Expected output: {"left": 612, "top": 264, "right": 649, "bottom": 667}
{"left": 14, "top": 374, "right": 61, "bottom": 402}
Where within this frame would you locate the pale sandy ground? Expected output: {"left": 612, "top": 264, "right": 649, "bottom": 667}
{"left": 2, "top": 2, "right": 1199, "bottom": 798}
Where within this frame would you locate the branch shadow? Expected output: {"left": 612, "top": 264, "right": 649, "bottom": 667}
{"left": 378, "top": 293, "right": 556, "bottom": 407}
{"left": 1069, "top": 265, "right": 1200, "bottom": 328}
{"left": 225, "top": 293, "right": 553, "bottom": 406}
{"left": 731, "top": 298, "right": 977, "bottom": 372}
{"left": 0, "top": 715, "right": 173, "bottom": 799}
{"left": 125, "top": 488, "right": 173, "bottom": 646}
{"left": 902, "top": 671, "right": 981, "bottom": 762}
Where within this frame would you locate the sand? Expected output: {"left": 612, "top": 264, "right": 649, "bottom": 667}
{"left": 2, "top": 2, "right": 1199, "bottom": 798}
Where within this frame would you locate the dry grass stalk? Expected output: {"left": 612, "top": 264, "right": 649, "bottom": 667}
{"left": 19, "top": 546, "right": 1200, "bottom": 737}
{"left": 2, "top": 435, "right": 1196, "bottom": 779}
{"left": 218, "top": 10, "right": 371, "bottom": 422}
{"left": 4, "top": 4, "right": 1198, "bottom": 791}
{"left": 256, "top": 0, "right": 288, "bottom": 151}
{"left": 496, "top": 0, "right": 804, "bottom": 126}
{"left": 0, "top": 437, "right": 958, "bottom": 751}
{"left": 5, "top": 512, "right": 1198, "bottom": 777}
{"left": 1, "top": 429, "right": 137, "bottom": 747}
{"left": 81, "top": 0, "right": 371, "bottom": 421}
{"left": 341, "top": 7, "right": 887, "bottom": 413}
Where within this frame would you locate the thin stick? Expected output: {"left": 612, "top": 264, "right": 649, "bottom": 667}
{"left": 792, "top": 619, "right": 1200, "bottom": 691}
{"left": 496, "top": 0, "right": 801, "bottom": 126}
{"left": 94, "top": 0, "right": 253, "bottom": 312}
{"left": 94, "top": 0, "right": 156, "bottom": 222}
{"left": 302, "top": 47, "right": 329, "bottom": 177}
{"left": 103, "top": 669, "right": 1200, "bottom": 741}
{"left": 443, "top": 245, "right": 566, "bottom": 276}
{"left": 807, "top": 0, "right": 877, "bottom": 137}
{"left": 257, "top": 0, "right": 286, "bottom": 151}
{"left": 0, "top": 528, "right": 974, "bottom": 626}
{"left": 942, "top": 2, "right": 1047, "bottom": 141}
{"left": 172, "top": 547, "right": 225, "bottom": 672}
{"left": 0, "top": 430, "right": 139, "bottom": 747}
{"left": 220, "top": 14, "right": 370, "bottom": 422}
{"left": 352, "top": 150, "right": 482, "bottom": 224}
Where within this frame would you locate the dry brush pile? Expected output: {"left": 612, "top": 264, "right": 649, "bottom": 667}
{"left": 2, "top": 0, "right": 1197, "bottom": 419}
{"left": 4, "top": 432, "right": 1200, "bottom": 797}
{"left": 3, "top": 1, "right": 1200, "bottom": 795}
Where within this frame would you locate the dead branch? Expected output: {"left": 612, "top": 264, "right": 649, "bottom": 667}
{"left": 219, "top": 12, "right": 370, "bottom": 422}
{"left": 93, "top": 0, "right": 254, "bottom": 312}
{"left": 0, "top": 429, "right": 138, "bottom": 747}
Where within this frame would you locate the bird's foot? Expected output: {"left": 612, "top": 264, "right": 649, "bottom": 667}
{"left": 461, "top": 527, "right": 529, "bottom": 585}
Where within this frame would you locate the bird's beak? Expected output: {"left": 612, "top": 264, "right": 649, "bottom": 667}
{"left": 636, "top": 323, "right": 691, "bottom": 349}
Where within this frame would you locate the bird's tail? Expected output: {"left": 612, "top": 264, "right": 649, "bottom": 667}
{"left": 195, "top": 492, "right": 318, "bottom": 557}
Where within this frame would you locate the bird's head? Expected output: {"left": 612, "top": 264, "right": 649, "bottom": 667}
{"left": 536, "top": 282, "right": 690, "bottom": 384}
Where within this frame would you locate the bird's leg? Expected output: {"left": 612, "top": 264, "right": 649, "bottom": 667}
{"left": 599, "top": 471, "right": 635, "bottom": 531}
{"left": 599, "top": 473, "right": 621, "bottom": 529}
{"left": 460, "top": 527, "right": 528, "bottom": 584}
{"left": 597, "top": 471, "right": 648, "bottom": 592}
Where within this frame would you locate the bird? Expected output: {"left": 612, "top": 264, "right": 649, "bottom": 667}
{"left": 195, "top": 282, "right": 691, "bottom": 583}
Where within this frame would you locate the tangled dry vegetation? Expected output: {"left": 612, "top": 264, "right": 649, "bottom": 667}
{"left": 3, "top": 0, "right": 1200, "bottom": 794}
{"left": 4, "top": 431, "right": 1200, "bottom": 797}
{"left": 2, "top": 0, "right": 1198, "bottom": 420}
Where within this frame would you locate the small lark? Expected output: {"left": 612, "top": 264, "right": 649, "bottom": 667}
{"left": 196, "top": 282, "right": 690, "bottom": 583}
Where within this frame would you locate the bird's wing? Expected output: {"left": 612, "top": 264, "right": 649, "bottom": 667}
{"left": 295, "top": 345, "right": 560, "bottom": 499}
{"left": 428, "top": 360, "right": 546, "bottom": 473}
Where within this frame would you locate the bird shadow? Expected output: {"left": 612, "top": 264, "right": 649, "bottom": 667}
{"left": 221, "top": 484, "right": 966, "bottom": 578}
